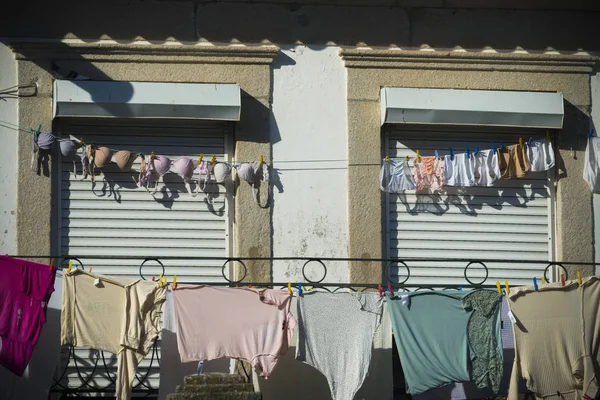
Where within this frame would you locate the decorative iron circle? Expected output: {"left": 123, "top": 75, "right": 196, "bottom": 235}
{"left": 464, "top": 261, "right": 489, "bottom": 285}
{"left": 59, "top": 257, "right": 85, "bottom": 271}
{"left": 385, "top": 260, "right": 410, "bottom": 284}
{"left": 222, "top": 259, "right": 247, "bottom": 283}
{"left": 138, "top": 258, "right": 165, "bottom": 281}
{"left": 302, "top": 259, "right": 327, "bottom": 283}
{"left": 544, "top": 262, "right": 568, "bottom": 283}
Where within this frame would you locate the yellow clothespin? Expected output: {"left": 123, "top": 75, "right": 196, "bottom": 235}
{"left": 519, "top": 137, "right": 523, "bottom": 148}
{"left": 405, "top": 155, "right": 410, "bottom": 162}
{"left": 210, "top": 155, "right": 217, "bottom": 166}
{"left": 197, "top": 153, "right": 204, "bottom": 165}
{"left": 79, "top": 138, "right": 83, "bottom": 145}
{"left": 496, "top": 281, "right": 501, "bottom": 294}
{"left": 164, "top": 277, "right": 168, "bottom": 287}
{"left": 577, "top": 271, "right": 582, "bottom": 285}
{"left": 150, "top": 151, "right": 155, "bottom": 160}
{"left": 49, "top": 258, "right": 54, "bottom": 270}
{"left": 505, "top": 280, "right": 510, "bottom": 295}
{"left": 159, "top": 274, "right": 164, "bottom": 288}
{"left": 541, "top": 276, "right": 546, "bottom": 284}
{"left": 416, "top": 149, "right": 421, "bottom": 163}
{"left": 546, "top": 130, "right": 550, "bottom": 143}
{"left": 385, "top": 156, "right": 390, "bottom": 162}
{"left": 287, "top": 282, "right": 292, "bottom": 295}
{"left": 173, "top": 275, "right": 177, "bottom": 290}
{"left": 259, "top": 155, "right": 264, "bottom": 168}
{"left": 67, "top": 260, "right": 73, "bottom": 273}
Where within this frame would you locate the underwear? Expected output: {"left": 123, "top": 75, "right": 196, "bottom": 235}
{"left": 444, "top": 153, "right": 476, "bottom": 187}
{"left": 0, "top": 256, "right": 56, "bottom": 376}
{"left": 295, "top": 292, "right": 383, "bottom": 400}
{"left": 583, "top": 137, "right": 600, "bottom": 192}
{"left": 473, "top": 149, "right": 501, "bottom": 187}
{"left": 380, "top": 158, "right": 416, "bottom": 192}
{"left": 172, "top": 285, "right": 295, "bottom": 378}
{"left": 413, "top": 156, "right": 445, "bottom": 193}
{"left": 499, "top": 144, "right": 530, "bottom": 179}
{"left": 507, "top": 280, "right": 599, "bottom": 400}
{"left": 526, "top": 138, "right": 555, "bottom": 172}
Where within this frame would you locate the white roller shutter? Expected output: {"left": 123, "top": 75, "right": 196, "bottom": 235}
{"left": 55, "top": 119, "right": 232, "bottom": 394}
{"left": 385, "top": 125, "right": 555, "bottom": 287}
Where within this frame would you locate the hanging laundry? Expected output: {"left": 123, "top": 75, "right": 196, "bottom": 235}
{"left": 526, "top": 138, "right": 555, "bottom": 172}
{"left": 507, "top": 280, "right": 598, "bottom": 400}
{"left": 444, "top": 153, "right": 476, "bottom": 187}
{"left": 380, "top": 158, "right": 416, "bottom": 192}
{"left": 61, "top": 269, "right": 166, "bottom": 400}
{"left": 295, "top": 291, "right": 383, "bottom": 400}
{"left": 473, "top": 149, "right": 501, "bottom": 187}
{"left": 0, "top": 256, "right": 56, "bottom": 376}
{"left": 173, "top": 157, "right": 198, "bottom": 197}
{"left": 413, "top": 156, "right": 445, "bottom": 193}
{"left": 388, "top": 290, "right": 502, "bottom": 395}
{"left": 499, "top": 144, "right": 529, "bottom": 179}
{"left": 583, "top": 136, "right": 600, "bottom": 192}
{"left": 236, "top": 162, "right": 261, "bottom": 185}
{"left": 59, "top": 139, "right": 83, "bottom": 179}
{"left": 31, "top": 131, "right": 57, "bottom": 173}
{"left": 172, "top": 286, "right": 294, "bottom": 378}
{"left": 212, "top": 162, "right": 231, "bottom": 184}
{"left": 115, "top": 151, "right": 138, "bottom": 172}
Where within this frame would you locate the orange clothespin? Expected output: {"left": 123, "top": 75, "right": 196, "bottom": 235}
{"left": 577, "top": 271, "right": 582, "bottom": 285}
{"left": 287, "top": 282, "right": 292, "bottom": 295}
{"left": 49, "top": 258, "right": 54, "bottom": 270}
{"left": 210, "top": 155, "right": 217, "bottom": 166}
{"left": 197, "top": 153, "right": 204, "bottom": 165}
{"left": 67, "top": 260, "right": 73, "bottom": 273}
{"left": 173, "top": 275, "right": 177, "bottom": 290}
{"left": 259, "top": 155, "right": 264, "bottom": 168}
{"left": 496, "top": 281, "right": 501, "bottom": 294}
{"left": 159, "top": 274, "right": 163, "bottom": 288}
{"left": 377, "top": 284, "right": 383, "bottom": 298}
{"left": 505, "top": 280, "right": 510, "bottom": 295}
{"left": 561, "top": 274, "right": 565, "bottom": 287}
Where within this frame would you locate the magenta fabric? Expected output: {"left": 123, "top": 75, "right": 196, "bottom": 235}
{"left": 0, "top": 256, "right": 56, "bottom": 376}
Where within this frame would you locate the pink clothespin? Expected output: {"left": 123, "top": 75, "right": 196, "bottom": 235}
{"left": 387, "top": 284, "right": 394, "bottom": 297}
{"left": 377, "top": 284, "right": 383, "bottom": 298}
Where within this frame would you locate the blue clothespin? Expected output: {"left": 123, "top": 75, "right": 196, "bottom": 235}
{"left": 297, "top": 282, "right": 303, "bottom": 297}
{"left": 473, "top": 147, "right": 480, "bottom": 156}
{"left": 449, "top": 148, "right": 454, "bottom": 161}
{"left": 491, "top": 142, "right": 496, "bottom": 154}
{"left": 500, "top": 142, "right": 505, "bottom": 151}
{"left": 527, "top": 136, "right": 533, "bottom": 147}
{"left": 458, "top": 286, "right": 463, "bottom": 291}
{"left": 466, "top": 146, "right": 470, "bottom": 159}
{"left": 434, "top": 150, "right": 440, "bottom": 160}
{"left": 533, "top": 277, "right": 538, "bottom": 291}
{"left": 590, "top": 128, "right": 596, "bottom": 138}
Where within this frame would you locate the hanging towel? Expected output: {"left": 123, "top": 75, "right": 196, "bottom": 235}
{"left": 61, "top": 270, "right": 165, "bottom": 400}
{"left": 507, "top": 280, "right": 599, "bottom": 400}
{"left": 499, "top": 144, "right": 530, "bottom": 179}
{"left": 584, "top": 137, "right": 600, "bottom": 192}
{"left": 526, "top": 138, "right": 555, "bottom": 172}
{"left": 0, "top": 256, "right": 56, "bottom": 376}
{"left": 295, "top": 291, "right": 383, "bottom": 400}
{"left": 172, "top": 285, "right": 295, "bottom": 378}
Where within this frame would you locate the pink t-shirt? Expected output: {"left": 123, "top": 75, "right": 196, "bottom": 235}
{"left": 0, "top": 256, "right": 56, "bottom": 376}
{"left": 172, "top": 285, "right": 295, "bottom": 378}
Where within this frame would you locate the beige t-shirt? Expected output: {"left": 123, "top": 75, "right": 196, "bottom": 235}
{"left": 61, "top": 270, "right": 166, "bottom": 400}
{"left": 508, "top": 279, "right": 599, "bottom": 400}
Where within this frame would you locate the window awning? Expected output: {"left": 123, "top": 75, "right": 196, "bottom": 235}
{"left": 380, "top": 88, "right": 564, "bottom": 129}
{"left": 53, "top": 80, "right": 241, "bottom": 121}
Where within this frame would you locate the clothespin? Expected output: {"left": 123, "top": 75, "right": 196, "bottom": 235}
{"left": 466, "top": 146, "right": 470, "bottom": 159}
{"left": 377, "top": 284, "right": 383, "bottom": 298}
{"left": 561, "top": 274, "right": 565, "bottom": 287}
{"left": 519, "top": 137, "right": 524, "bottom": 148}
{"left": 458, "top": 286, "right": 463, "bottom": 291}
{"left": 527, "top": 136, "right": 533, "bottom": 147}
{"left": 416, "top": 150, "right": 421, "bottom": 163}
{"left": 248, "top": 284, "right": 253, "bottom": 288}
{"left": 67, "top": 260, "right": 73, "bottom": 273}
{"left": 387, "top": 284, "right": 394, "bottom": 297}
{"left": 496, "top": 281, "right": 501, "bottom": 294}
{"left": 259, "top": 155, "right": 264, "bottom": 168}
{"left": 79, "top": 137, "right": 84, "bottom": 145}
{"left": 164, "top": 277, "right": 168, "bottom": 287}
{"left": 297, "top": 282, "right": 303, "bottom": 297}
{"left": 173, "top": 275, "right": 177, "bottom": 290}
{"left": 159, "top": 274, "right": 163, "bottom": 288}
{"left": 449, "top": 148, "right": 454, "bottom": 161}
{"left": 491, "top": 142, "right": 496, "bottom": 154}
{"left": 197, "top": 153, "right": 204, "bottom": 165}
{"left": 150, "top": 151, "right": 155, "bottom": 159}
{"left": 287, "top": 282, "right": 292, "bottom": 295}
{"left": 474, "top": 147, "right": 480, "bottom": 156}
{"left": 89, "top": 267, "right": 93, "bottom": 273}
{"left": 500, "top": 142, "right": 505, "bottom": 151}
{"left": 384, "top": 156, "right": 390, "bottom": 162}
{"left": 505, "top": 280, "right": 510, "bottom": 295}
{"left": 434, "top": 150, "right": 440, "bottom": 160}
{"left": 152, "top": 276, "right": 156, "bottom": 282}
{"left": 210, "top": 155, "right": 217, "bottom": 166}
{"left": 49, "top": 258, "right": 54, "bottom": 270}
{"left": 533, "top": 277, "right": 538, "bottom": 291}
{"left": 577, "top": 271, "right": 582, "bottom": 285}
{"left": 405, "top": 155, "right": 410, "bottom": 162}
{"left": 546, "top": 130, "right": 550, "bottom": 143}
{"left": 541, "top": 276, "right": 546, "bottom": 284}
{"left": 589, "top": 129, "right": 596, "bottom": 138}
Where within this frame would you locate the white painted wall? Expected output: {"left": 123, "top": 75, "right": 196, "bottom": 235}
{"left": 592, "top": 71, "right": 600, "bottom": 274}
{"left": 270, "top": 45, "right": 349, "bottom": 283}
{"left": 0, "top": 41, "right": 18, "bottom": 254}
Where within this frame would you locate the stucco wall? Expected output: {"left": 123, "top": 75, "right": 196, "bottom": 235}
{"left": 0, "top": 41, "right": 17, "bottom": 254}
{"left": 271, "top": 45, "right": 349, "bottom": 283}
